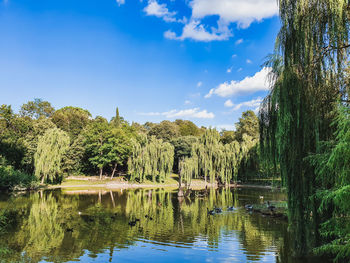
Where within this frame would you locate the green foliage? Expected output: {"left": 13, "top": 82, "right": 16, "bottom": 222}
{"left": 0, "top": 105, "right": 31, "bottom": 169}
{"left": 62, "top": 134, "right": 85, "bottom": 176}
{"left": 20, "top": 99, "right": 55, "bottom": 119}
{"left": 21, "top": 118, "right": 56, "bottom": 173}
{"left": 0, "top": 157, "right": 38, "bottom": 190}
{"left": 175, "top": 120, "right": 202, "bottom": 136}
{"left": 107, "top": 127, "right": 133, "bottom": 178}
{"left": 51, "top": 106, "right": 91, "bottom": 138}
{"left": 235, "top": 110, "right": 259, "bottom": 142}
{"left": 180, "top": 128, "right": 257, "bottom": 185}
{"left": 171, "top": 136, "right": 198, "bottom": 172}
{"left": 148, "top": 120, "right": 180, "bottom": 142}
{"left": 259, "top": 0, "right": 349, "bottom": 257}
{"left": 128, "top": 136, "right": 174, "bottom": 182}
{"left": 83, "top": 117, "right": 113, "bottom": 178}
{"left": 34, "top": 128, "right": 70, "bottom": 184}
{"left": 83, "top": 117, "right": 134, "bottom": 178}
{"left": 220, "top": 130, "right": 235, "bottom": 144}
{"left": 309, "top": 106, "right": 350, "bottom": 261}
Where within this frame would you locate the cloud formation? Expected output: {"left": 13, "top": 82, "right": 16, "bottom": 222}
{"left": 144, "top": 0, "right": 178, "bottom": 22}
{"left": 205, "top": 67, "right": 271, "bottom": 98}
{"left": 139, "top": 108, "right": 215, "bottom": 119}
{"left": 224, "top": 99, "right": 234, "bottom": 107}
{"left": 119, "top": 0, "right": 278, "bottom": 42}
{"left": 225, "top": 97, "right": 263, "bottom": 111}
{"left": 164, "top": 20, "right": 231, "bottom": 41}
{"left": 190, "top": 0, "right": 278, "bottom": 29}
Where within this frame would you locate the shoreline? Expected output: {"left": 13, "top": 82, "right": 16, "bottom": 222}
{"left": 47, "top": 176, "right": 282, "bottom": 191}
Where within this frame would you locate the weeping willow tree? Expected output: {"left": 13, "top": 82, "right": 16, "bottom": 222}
{"left": 259, "top": 0, "right": 349, "bottom": 257}
{"left": 34, "top": 127, "right": 70, "bottom": 184}
{"left": 181, "top": 129, "right": 256, "bottom": 185}
{"left": 128, "top": 136, "right": 174, "bottom": 182}
{"left": 178, "top": 156, "right": 198, "bottom": 188}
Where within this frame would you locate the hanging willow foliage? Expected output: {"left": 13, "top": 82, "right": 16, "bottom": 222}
{"left": 34, "top": 127, "right": 70, "bottom": 184}
{"left": 128, "top": 136, "right": 174, "bottom": 183}
{"left": 259, "top": 0, "right": 349, "bottom": 257}
{"left": 178, "top": 156, "right": 198, "bottom": 188}
{"left": 181, "top": 129, "right": 257, "bottom": 185}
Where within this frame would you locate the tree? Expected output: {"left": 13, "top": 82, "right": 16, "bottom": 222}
{"left": 259, "top": 0, "right": 349, "bottom": 257}
{"left": 235, "top": 110, "right": 259, "bottom": 142}
{"left": 20, "top": 99, "right": 55, "bottom": 119}
{"left": 128, "top": 136, "right": 174, "bottom": 183}
{"left": 220, "top": 130, "right": 235, "bottom": 144}
{"left": 62, "top": 134, "right": 85, "bottom": 176}
{"left": 107, "top": 127, "right": 132, "bottom": 179}
{"left": 0, "top": 105, "right": 32, "bottom": 169}
{"left": 309, "top": 106, "right": 350, "bottom": 261}
{"left": 113, "top": 107, "right": 121, "bottom": 128}
{"left": 34, "top": 127, "right": 70, "bottom": 184}
{"left": 51, "top": 106, "right": 91, "bottom": 138}
{"left": 83, "top": 117, "right": 113, "bottom": 179}
{"left": 148, "top": 121, "right": 180, "bottom": 142}
{"left": 175, "top": 120, "right": 201, "bottom": 136}
{"left": 171, "top": 136, "right": 198, "bottom": 172}
{"left": 22, "top": 118, "right": 56, "bottom": 173}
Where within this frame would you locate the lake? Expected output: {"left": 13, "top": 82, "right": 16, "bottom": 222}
{"left": 0, "top": 187, "right": 326, "bottom": 262}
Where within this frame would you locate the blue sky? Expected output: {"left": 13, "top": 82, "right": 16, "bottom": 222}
{"left": 0, "top": 0, "right": 280, "bottom": 130}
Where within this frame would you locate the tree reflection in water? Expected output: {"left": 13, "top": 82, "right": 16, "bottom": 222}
{"left": 0, "top": 188, "right": 325, "bottom": 263}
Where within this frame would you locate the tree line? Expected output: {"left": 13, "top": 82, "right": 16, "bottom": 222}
{"left": 0, "top": 99, "right": 261, "bottom": 189}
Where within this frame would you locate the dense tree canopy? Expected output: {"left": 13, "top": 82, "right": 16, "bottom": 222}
{"left": 148, "top": 120, "right": 180, "bottom": 142}
{"left": 51, "top": 106, "right": 92, "bottom": 138}
{"left": 0, "top": 100, "right": 262, "bottom": 191}
{"left": 20, "top": 99, "right": 55, "bottom": 119}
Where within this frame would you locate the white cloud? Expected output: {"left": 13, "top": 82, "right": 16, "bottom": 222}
{"left": 152, "top": 0, "right": 278, "bottom": 42}
{"left": 246, "top": 59, "right": 252, "bottom": 64}
{"left": 197, "top": 81, "right": 202, "bottom": 87}
{"left": 139, "top": 108, "right": 215, "bottom": 119}
{"left": 224, "top": 99, "right": 234, "bottom": 107}
{"left": 227, "top": 97, "right": 263, "bottom": 111}
{"left": 237, "top": 67, "right": 243, "bottom": 72}
{"left": 205, "top": 67, "right": 271, "bottom": 98}
{"left": 232, "top": 54, "right": 237, "bottom": 58}
{"left": 226, "top": 67, "right": 232, "bottom": 73}
{"left": 164, "top": 30, "right": 177, "bottom": 39}
{"left": 235, "top": 38, "right": 243, "bottom": 45}
{"left": 190, "top": 0, "right": 278, "bottom": 29}
{"left": 144, "top": 0, "right": 177, "bottom": 22}
{"left": 184, "top": 100, "right": 191, "bottom": 105}
{"left": 164, "top": 20, "right": 232, "bottom": 41}
{"left": 116, "top": 0, "right": 125, "bottom": 5}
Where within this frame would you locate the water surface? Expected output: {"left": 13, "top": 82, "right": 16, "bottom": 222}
{"left": 0, "top": 187, "right": 325, "bottom": 262}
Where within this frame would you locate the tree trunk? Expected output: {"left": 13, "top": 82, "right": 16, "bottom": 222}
{"left": 110, "top": 191, "right": 115, "bottom": 208}
{"left": 99, "top": 167, "right": 103, "bottom": 180}
{"left": 178, "top": 174, "right": 184, "bottom": 197}
{"left": 41, "top": 176, "right": 45, "bottom": 184}
{"left": 111, "top": 164, "right": 117, "bottom": 179}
